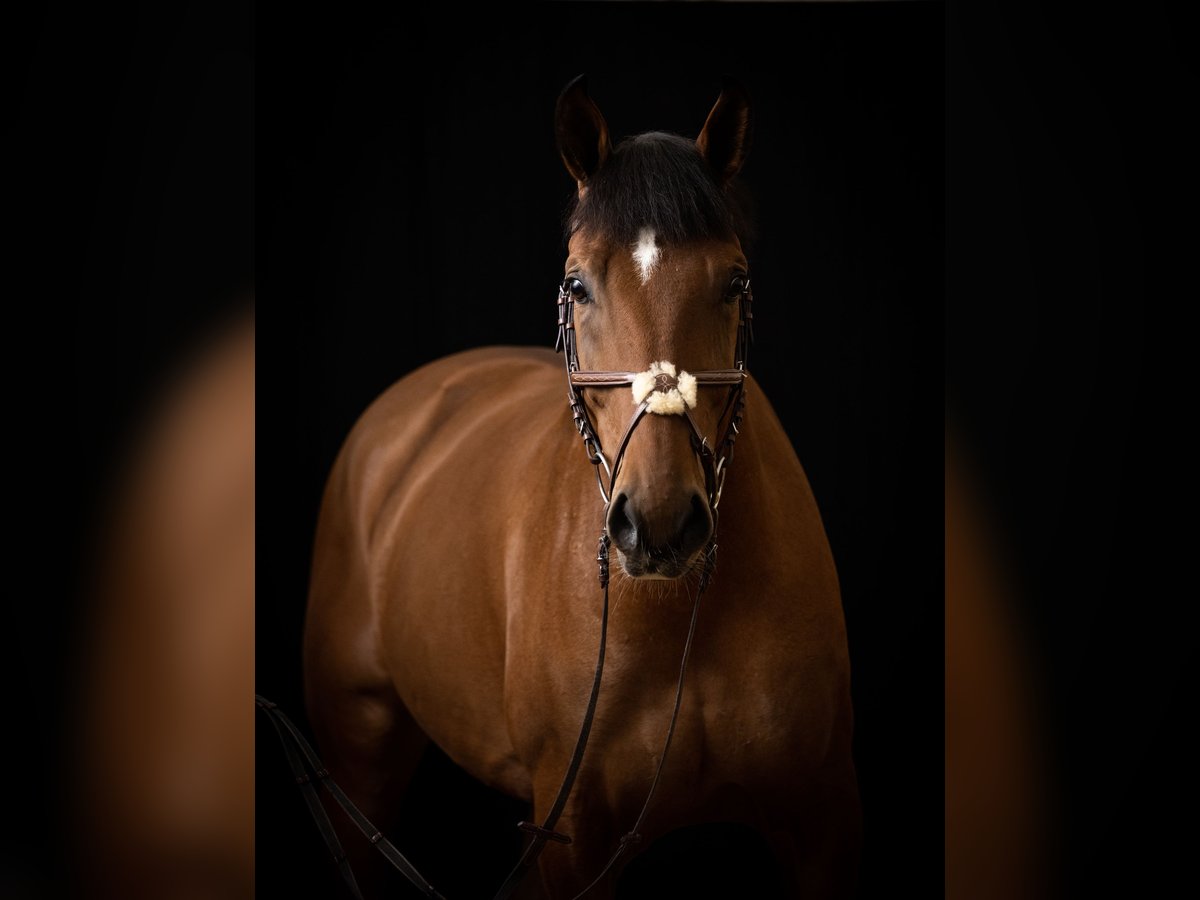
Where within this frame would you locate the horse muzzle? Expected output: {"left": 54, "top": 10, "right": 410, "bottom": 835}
{"left": 606, "top": 490, "right": 712, "bottom": 579}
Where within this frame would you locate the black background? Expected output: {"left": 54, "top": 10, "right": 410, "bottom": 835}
{"left": 9, "top": 1, "right": 1198, "bottom": 899}
{"left": 259, "top": 2, "right": 940, "bottom": 898}
{"left": 8, "top": 3, "right": 252, "bottom": 899}
{"left": 948, "top": 2, "right": 1196, "bottom": 896}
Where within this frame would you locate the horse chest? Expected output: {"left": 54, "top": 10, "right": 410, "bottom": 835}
{"left": 576, "top": 648, "right": 835, "bottom": 818}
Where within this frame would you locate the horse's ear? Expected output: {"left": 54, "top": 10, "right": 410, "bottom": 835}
{"left": 696, "top": 76, "right": 753, "bottom": 184}
{"left": 556, "top": 74, "right": 611, "bottom": 189}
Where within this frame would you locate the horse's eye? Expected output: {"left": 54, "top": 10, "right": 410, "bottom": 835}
{"left": 566, "top": 277, "right": 591, "bottom": 304}
{"left": 726, "top": 274, "right": 749, "bottom": 302}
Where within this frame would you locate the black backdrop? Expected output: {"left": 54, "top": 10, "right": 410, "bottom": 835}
{"left": 260, "top": 2, "right": 941, "bottom": 898}
{"left": 11, "top": 2, "right": 1198, "bottom": 898}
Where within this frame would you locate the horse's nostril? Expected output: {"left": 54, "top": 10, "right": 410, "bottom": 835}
{"left": 607, "top": 491, "right": 711, "bottom": 566}
{"left": 608, "top": 493, "right": 639, "bottom": 554}
{"left": 677, "top": 493, "right": 711, "bottom": 557}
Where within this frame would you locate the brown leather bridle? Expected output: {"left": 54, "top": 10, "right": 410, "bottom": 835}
{"left": 555, "top": 275, "right": 754, "bottom": 517}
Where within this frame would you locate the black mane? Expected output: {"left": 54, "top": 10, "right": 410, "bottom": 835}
{"left": 565, "top": 132, "right": 753, "bottom": 248}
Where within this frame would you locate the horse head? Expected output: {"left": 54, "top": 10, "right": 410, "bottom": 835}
{"left": 555, "top": 75, "right": 753, "bottom": 580}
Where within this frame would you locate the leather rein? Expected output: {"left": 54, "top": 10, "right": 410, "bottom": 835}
{"left": 258, "top": 276, "right": 754, "bottom": 900}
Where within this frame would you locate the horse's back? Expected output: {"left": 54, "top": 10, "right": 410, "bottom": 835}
{"left": 331, "top": 345, "right": 562, "bottom": 512}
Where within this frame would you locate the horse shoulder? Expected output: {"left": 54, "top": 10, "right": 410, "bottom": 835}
{"left": 694, "top": 389, "right": 854, "bottom": 794}
{"left": 307, "top": 346, "right": 567, "bottom": 796}
{"left": 313, "top": 345, "right": 563, "bottom": 586}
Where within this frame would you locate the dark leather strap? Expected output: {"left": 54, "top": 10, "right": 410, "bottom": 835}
{"left": 569, "top": 538, "right": 715, "bottom": 899}
{"left": 256, "top": 696, "right": 446, "bottom": 900}
{"left": 605, "top": 400, "right": 650, "bottom": 496}
{"left": 569, "top": 369, "right": 746, "bottom": 387}
{"left": 258, "top": 697, "right": 365, "bottom": 900}
{"left": 573, "top": 373, "right": 745, "bottom": 511}
{"left": 492, "top": 533, "right": 614, "bottom": 900}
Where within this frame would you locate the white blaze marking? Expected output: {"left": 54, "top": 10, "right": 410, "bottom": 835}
{"left": 632, "top": 227, "right": 660, "bottom": 284}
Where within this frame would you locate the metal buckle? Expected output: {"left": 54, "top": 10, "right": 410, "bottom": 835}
{"left": 712, "top": 457, "right": 728, "bottom": 510}
{"left": 591, "top": 448, "right": 612, "bottom": 504}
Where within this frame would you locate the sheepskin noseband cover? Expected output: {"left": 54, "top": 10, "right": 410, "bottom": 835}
{"left": 630, "top": 361, "right": 698, "bottom": 415}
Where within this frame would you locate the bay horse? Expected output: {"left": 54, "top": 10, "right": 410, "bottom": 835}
{"left": 303, "top": 76, "right": 860, "bottom": 898}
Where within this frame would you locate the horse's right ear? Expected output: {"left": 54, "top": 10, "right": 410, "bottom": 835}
{"left": 697, "top": 76, "right": 753, "bottom": 184}
{"left": 555, "top": 75, "right": 611, "bottom": 190}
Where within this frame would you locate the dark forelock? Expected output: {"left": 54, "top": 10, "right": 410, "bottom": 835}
{"left": 565, "top": 132, "right": 752, "bottom": 248}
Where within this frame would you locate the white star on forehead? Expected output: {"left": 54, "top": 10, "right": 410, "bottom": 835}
{"left": 632, "top": 227, "right": 660, "bottom": 284}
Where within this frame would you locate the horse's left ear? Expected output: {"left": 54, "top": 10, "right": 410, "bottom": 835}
{"left": 556, "top": 74, "right": 611, "bottom": 190}
{"left": 696, "top": 76, "right": 753, "bottom": 184}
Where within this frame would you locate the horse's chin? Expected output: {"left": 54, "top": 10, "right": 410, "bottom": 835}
{"left": 614, "top": 550, "right": 697, "bottom": 581}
